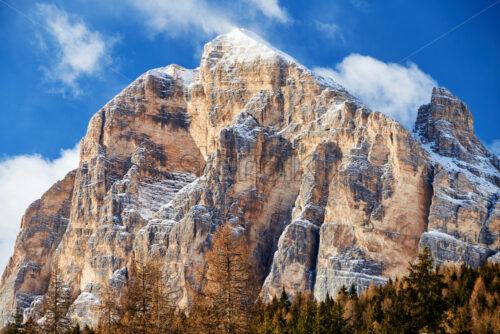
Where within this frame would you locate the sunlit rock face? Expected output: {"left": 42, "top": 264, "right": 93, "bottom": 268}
{"left": 414, "top": 87, "right": 500, "bottom": 266}
{"left": 0, "top": 170, "right": 76, "bottom": 324}
{"left": 0, "top": 28, "right": 498, "bottom": 326}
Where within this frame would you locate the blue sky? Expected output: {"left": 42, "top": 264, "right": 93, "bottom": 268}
{"left": 1, "top": 0, "right": 499, "bottom": 158}
{"left": 0, "top": 0, "right": 499, "bottom": 272}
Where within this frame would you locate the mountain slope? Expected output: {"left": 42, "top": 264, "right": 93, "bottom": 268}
{"left": 0, "top": 28, "right": 498, "bottom": 326}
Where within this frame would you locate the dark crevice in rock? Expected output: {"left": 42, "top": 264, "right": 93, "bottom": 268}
{"left": 98, "top": 109, "right": 106, "bottom": 146}
{"left": 151, "top": 107, "right": 191, "bottom": 130}
{"left": 423, "top": 164, "right": 435, "bottom": 232}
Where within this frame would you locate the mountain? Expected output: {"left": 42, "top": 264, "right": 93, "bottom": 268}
{"left": 0, "top": 28, "right": 498, "bottom": 327}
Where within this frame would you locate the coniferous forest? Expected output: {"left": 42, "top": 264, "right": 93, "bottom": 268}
{"left": 3, "top": 224, "right": 499, "bottom": 334}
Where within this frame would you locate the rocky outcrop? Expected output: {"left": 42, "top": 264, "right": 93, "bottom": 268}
{"left": 0, "top": 29, "right": 498, "bottom": 326}
{"left": 415, "top": 88, "right": 499, "bottom": 181}
{"left": 0, "top": 170, "right": 76, "bottom": 323}
{"left": 414, "top": 87, "right": 500, "bottom": 265}
{"left": 419, "top": 230, "right": 495, "bottom": 268}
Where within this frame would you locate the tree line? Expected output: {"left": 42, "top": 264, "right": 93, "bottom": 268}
{"left": 3, "top": 223, "right": 499, "bottom": 333}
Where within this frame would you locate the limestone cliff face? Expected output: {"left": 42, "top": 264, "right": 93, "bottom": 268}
{"left": 414, "top": 87, "right": 499, "bottom": 266}
{"left": 0, "top": 170, "right": 76, "bottom": 323}
{"left": 0, "top": 29, "right": 498, "bottom": 326}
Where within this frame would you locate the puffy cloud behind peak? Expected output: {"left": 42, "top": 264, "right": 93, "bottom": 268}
{"left": 315, "top": 54, "right": 437, "bottom": 127}
{"left": 0, "top": 144, "right": 80, "bottom": 276}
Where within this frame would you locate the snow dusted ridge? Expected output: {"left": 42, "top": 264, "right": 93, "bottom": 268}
{"left": 420, "top": 230, "right": 495, "bottom": 268}
{"left": 148, "top": 65, "right": 197, "bottom": 86}
{"left": 203, "top": 28, "right": 348, "bottom": 93}
{"left": 138, "top": 172, "right": 197, "bottom": 220}
{"left": 205, "top": 28, "right": 299, "bottom": 65}
{"left": 423, "top": 144, "right": 499, "bottom": 194}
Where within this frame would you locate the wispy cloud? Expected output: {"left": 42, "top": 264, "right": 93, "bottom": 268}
{"left": 128, "top": 0, "right": 234, "bottom": 35}
{"left": 127, "top": 0, "right": 288, "bottom": 37}
{"left": 247, "top": 0, "right": 288, "bottom": 22}
{"left": 0, "top": 144, "right": 80, "bottom": 277}
{"left": 315, "top": 54, "right": 437, "bottom": 127}
{"left": 36, "top": 3, "right": 115, "bottom": 96}
{"left": 315, "top": 21, "right": 344, "bottom": 43}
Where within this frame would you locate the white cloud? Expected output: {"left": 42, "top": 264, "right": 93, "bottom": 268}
{"left": 247, "top": 0, "right": 288, "bottom": 22}
{"left": 128, "top": 0, "right": 235, "bottom": 35}
{"left": 36, "top": 3, "right": 114, "bottom": 95}
{"left": 489, "top": 140, "right": 500, "bottom": 157}
{"left": 127, "top": 0, "right": 288, "bottom": 36}
{"left": 315, "top": 54, "right": 437, "bottom": 127}
{"left": 315, "top": 21, "right": 344, "bottom": 43}
{"left": 0, "top": 144, "right": 80, "bottom": 277}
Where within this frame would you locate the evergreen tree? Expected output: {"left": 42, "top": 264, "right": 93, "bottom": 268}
{"left": 329, "top": 302, "right": 348, "bottom": 334}
{"left": 442, "top": 305, "right": 471, "bottom": 334}
{"left": 278, "top": 289, "right": 291, "bottom": 312}
{"left": 287, "top": 292, "right": 302, "bottom": 332}
{"left": 401, "top": 246, "right": 446, "bottom": 333}
{"left": 42, "top": 266, "right": 72, "bottom": 334}
{"left": 271, "top": 311, "right": 287, "bottom": 334}
{"left": 296, "top": 296, "right": 315, "bottom": 334}
{"left": 348, "top": 284, "right": 357, "bottom": 299}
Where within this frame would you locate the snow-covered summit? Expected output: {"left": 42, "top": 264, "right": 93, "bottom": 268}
{"left": 203, "top": 28, "right": 299, "bottom": 65}
{"left": 200, "top": 28, "right": 348, "bottom": 94}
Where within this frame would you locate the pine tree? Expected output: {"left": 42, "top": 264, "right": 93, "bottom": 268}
{"left": 119, "top": 256, "right": 175, "bottom": 333}
{"left": 96, "top": 282, "right": 121, "bottom": 334}
{"left": 329, "top": 302, "right": 348, "bottom": 334}
{"left": 42, "top": 266, "right": 71, "bottom": 334}
{"left": 187, "top": 296, "right": 218, "bottom": 334}
{"left": 442, "top": 306, "right": 471, "bottom": 334}
{"left": 271, "top": 311, "right": 287, "bottom": 334}
{"left": 296, "top": 295, "right": 316, "bottom": 334}
{"left": 401, "top": 246, "right": 446, "bottom": 333}
{"left": 317, "top": 299, "right": 330, "bottom": 334}
{"left": 287, "top": 293, "right": 303, "bottom": 333}
{"left": 148, "top": 259, "right": 176, "bottom": 334}
{"left": 348, "top": 284, "right": 357, "bottom": 299}
{"left": 278, "top": 289, "right": 291, "bottom": 313}
{"left": 202, "top": 223, "right": 256, "bottom": 333}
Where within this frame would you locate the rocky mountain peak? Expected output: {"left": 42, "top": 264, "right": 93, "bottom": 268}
{"left": 414, "top": 87, "right": 499, "bottom": 185}
{"left": 0, "top": 32, "right": 498, "bottom": 327}
{"left": 201, "top": 28, "right": 299, "bottom": 66}
{"left": 415, "top": 87, "right": 481, "bottom": 156}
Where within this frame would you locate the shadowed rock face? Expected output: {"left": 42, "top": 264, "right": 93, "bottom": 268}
{"left": 0, "top": 28, "right": 498, "bottom": 326}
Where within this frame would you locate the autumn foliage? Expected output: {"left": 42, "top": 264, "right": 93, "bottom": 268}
{"left": 4, "top": 234, "right": 499, "bottom": 334}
